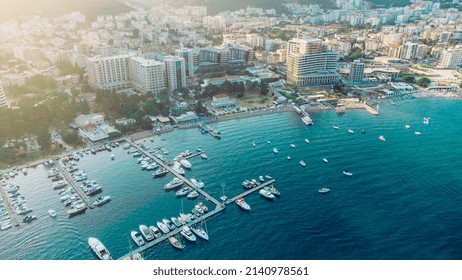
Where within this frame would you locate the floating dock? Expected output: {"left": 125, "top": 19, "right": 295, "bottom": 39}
{"left": 54, "top": 163, "right": 93, "bottom": 209}
{"left": 0, "top": 186, "right": 20, "bottom": 227}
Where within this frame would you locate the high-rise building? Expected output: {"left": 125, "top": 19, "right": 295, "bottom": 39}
{"left": 175, "top": 48, "right": 194, "bottom": 81}
{"left": 129, "top": 57, "right": 166, "bottom": 95}
{"left": 164, "top": 56, "right": 186, "bottom": 91}
{"left": 0, "top": 81, "right": 7, "bottom": 107}
{"left": 87, "top": 55, "right": 130, "bottom": 91}
{"left": 438, "top": 46, "right": 462, "bottom": 69}
{"left": 287, "top": 38, "right": 340, "bottom": 86}
{"left": 349, "top": 60, "right": 365, "bottom": 83}
{"left": 401, "top": 42, "right": 418, "bottom": 60}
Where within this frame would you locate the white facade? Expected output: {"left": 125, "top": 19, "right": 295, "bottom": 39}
{"left": 287, "top": 38, "right": 340, "bottom": 86}
{"left": 164, "top": 56, "right": 186, "bottom": 91}
{"left": 438, "top": 46, "right": 462, "bottom": 69}
{"left": 129, "top": 57, "right": 166, "bottom": 95}
{"left": 0, "top": 81, "right": 7, "bottom": 107}
{"left": 87, "top": 55, "right": 130, "bottom": 91}
{"left": 349, "top": 60, "right": 365, "bottom": 83}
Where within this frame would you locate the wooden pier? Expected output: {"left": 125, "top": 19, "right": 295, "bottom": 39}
{"left": 54, "top": 163, "right": 93, "bottom": 209}
{"left": 224, "top": 179, "right": 276, "bottom": 205}
{"left": 183, "top": 151, "right": 204, "bottom": 160}
{"left": 0, "top": 186, "right": 20, "bottom": 227}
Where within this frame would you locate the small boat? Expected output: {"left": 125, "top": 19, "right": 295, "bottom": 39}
{"left": 415, "top": 131, "right": 422, "bottom": 136}
{"left": 110, "top": 154, "right": 115, "bottom": 160}
{"left": 322, "top": 158, "right": 328, "bottom": 163}
{"left": 93, "top": 196, "right": 111, "bottom": 207}
{"left": 266, "top": 185, "right": 280, "bottom": 196}
{"left": 252, "top": 142, "right": 256, "bottom": 147}
{"left": 259, "top": 175, "right": 265, "bottom": 182}
{"left": 168, "top": 236, "right": 185, "bottom": 250}
{"left": 48, "top": 209, "right": 57, "bottom": 217}
{"left": 333, "top": 125, "right": 340, "bottom": 130}
{"left": 171, "top": 162, "right": 185, "bottom": 175}
{"left": 153, "top": 168, "right": 168, "bottom": 178}
{"left": 176, "top": 187, "right": 191, "bottom": 197}
{"left": 190, "top": 178, "right": 204, "bottom": 189}
{"left": 21, "top": 168, "right": 28, "bottom": 175}
{"left": 22, "top": 215, "right": 37, "bottom": 223}
{"left": 348, "top": 129, "right": 354, "bottom": 134}
{"left": 139, "top": 224, "right": 155, "bottom": 241}
{"left": 131, "top": 230, "right": 145, "bottom": 247}
{"left": 180, "top": 159, "right": 192, "bottom": 169}
{"left": 149, "top": 226, "right": 162, "bottom": 238}
{"left": 156, "top": 221, "right": 170, "bottom": 234}
{"left": 265, "top": 175, "right": 272, "bottom": 179}
{"left": 304, "top": 138, "right": 310, "bottom": 143}
{"left": 379, "top": 135, "right": 386, "bottom": 142}
{"left": 423, "top": 117, "right": 430, "bottom": 125}
{"left": 273, "top": 148, "right": 278, "bottom": 154}
{"left": 300, "top": 160, "right": 306, "bottom": 167}
{"left": 361, "top": 130, "right": 366, "bottom": 134}
{"left": 343, "top": 170, "right": 353, "bottom": 177}
{"left": 287, "top": 156, "right": 291, "bottom": 160}
{"left": 180, "top": 226, "right": 197, "bottom": 242}
{"left": 190, "top": 225, "right": 209, "bottom": 241}
{"left": 162, "top": 218, "right": 176, "bottom": 230}
{"left": 267, "top": 140, "right": 271, "bottom": 144}
{"left": 164, "top": 178, "right": 184, "bottom": 190}
{"left": 200, "top": 153, "right": 208, "bottom": 159}
{"left": 67, "top": 203, "right": 87, "bottom": 217}
{"left": 88, "top": 237, "right": 112, "bottom": 260}
{"left": 259, "top": 188, "right": 275, "bottom": 200}
{"left": 187, "top": 190, "right": 199, "bottom": 199}
{"left": 405, "top": 124, "right": 410, "bottom": 129}
{"left": 171, "top": 217, "right": 182, "bottom": 228}
{"left": 290, "top": 144, "right": 296, "bottom": 148}
{"left": 319, "top": 188, "right": 330, "bottom": 194}
{"left": 235, "top": 197, "right": 251, "bottom": 211}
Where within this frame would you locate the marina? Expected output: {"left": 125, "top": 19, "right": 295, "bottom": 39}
{"left": 54, "top": 163, "right": 93, "bottom": 209}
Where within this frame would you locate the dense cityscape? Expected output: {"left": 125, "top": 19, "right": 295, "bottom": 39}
{"left": 0, "top": 0, "right": 461, "bottom": 263}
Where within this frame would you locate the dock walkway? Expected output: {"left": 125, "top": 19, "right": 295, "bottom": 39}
{"left": 54, "top": 163, "right": 93, "bottom": 209}
{"left": 126, "top": 139, "right": 222, "bottom": 207}
{"left": 225, "top": 179, "right": 276, "bottom": 205}
{"left": 0, "top": 186, "right": 20, "bottom": 227}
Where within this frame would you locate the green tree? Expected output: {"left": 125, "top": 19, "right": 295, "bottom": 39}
{"left": 401, "top": 74, "right": 416, "bottom": 83}
{"left": 416, "top": 77, "right": 431, "bottom": 88}
{"left": 36, "top": 127, "right": 51, "bottom": 151}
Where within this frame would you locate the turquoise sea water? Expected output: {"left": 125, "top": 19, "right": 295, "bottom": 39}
{"left": 1, "top": 98, "right": 461, "bottom": 260}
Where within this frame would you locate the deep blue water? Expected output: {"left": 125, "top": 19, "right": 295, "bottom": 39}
{"left": 1, "top": 98, "right": 462, "bottom": 260}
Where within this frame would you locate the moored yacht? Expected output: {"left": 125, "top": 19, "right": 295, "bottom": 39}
{"left": 190, "top": 225, "right": 209, "bottom": 241}
{"left": 164, "top": 178, "right": 184, "bottom": 190}
{"left": 190, "top": 178, "right": 204, "bottom": 189}
{"left": 131, "top": 230, "right": 145, "bottom": 247}
{"left": 180, "top": 226, "right": 197, "bottom": 242}
{"left": 149, "top": 226, "right": 162, "bottom": 238}
{"left": 156, "top": 221, "right": 170, "bottom": 234}
{"left": 88, "top": 237, "right": 112, "bottom": 260}
{"left": 259, "top": 188, "right": 275, "bottom": 200}
{"left": 172, "top": 162, "right": 185, "bottom": 175}
{"left": 187, "top": 190, "right": 199, "bottom": 199}
{"left": 235, "top": 197, "right": 251, "bottom": 211}
{"left": 67, "top": 203, "right": 87, "bottom": 217}
{"left": 168, "top": 236, "right": 185, "bottom": 250}
{"left": 176, "top": 187, "right": 191, "bottom": 197}
{"left": 171, "top": 217, "right": 182, "bottom": 228}
{"left": 200, "top": 153, "right": 208, "bottom": 159}
{"left": 180, "top": 159, "right": 192, "bottom": 169}
{"left": 153, "top": 168, "right": 168, "bottom": 178}
{"left": 139, "top": 224, "right": 155, "bottom": 241}
{"left": 93, "top": 195, "right": 111, "bottom": 207}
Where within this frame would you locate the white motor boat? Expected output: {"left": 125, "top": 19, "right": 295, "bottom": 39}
{"left": 304, "top": 138, "right": 310, "bottom": 143}
{"left": 164, "top": 178, "right": 184, "bottom": 190}
{"left": 180, "top": 159, "right": 192, "bottom": 169}
{"left": 379, "top": 135, "right": 386, "bottom": 142}
{"left": 415, "top": 131, "right": 422, "bottom": 136}
{"left": 319, "top": 188, "right": 330, "bottom": 194}
{"left": 322, "top": 158, "right": 328, "bottom": 163}
{"left": 235, "top": 197, "right": 251, "bottom": 211}
{"left": 88, "top": 237, "right": 112, "bottom": 260}
{"left": 273, "top": 148, "right": 278, "bottom": 154}
{"left": 348, "top": 129, "right": 354, "bottom": 134}
{"left": 93, "top": 196, "right": 111, "bottom": 207}
{"left": 290, "top": 144, "right": 296, "bottom": 148}
{"left": 149, "top": 226, "right": 162, "bottom": 238}
{"left": 48, "top": 209, "right": 57, "bottom": 217}
{"left": 139, "top": 224, "right": 155, "bottom": 241}
{"left": 168, "top": 236, "right": 185, "bottom": 250}
{"left": 343, "top": 170, "right": 353, "bottom": 176}
{"left": 259, "top": 188, "right": 275, "bottom": 200}
{"left": 156, "top": 221, "right": 170, "bottom": 234}
{"left": 190, "top": 178, "right": 204, "bottom": 189}
{"left": 131, "top": 230, "right": 145, "bottom": 247}
{"left": 190, "top": 225, "right": 209, "bottom": 241}
{"left": 187, "top": 190, "right": 199, "bottom": 199}
{"left": 300, "top": 160, "right": 306, "bottom": 167}
{"left": 180, "top": 226, "right": 197, "bottom": 242}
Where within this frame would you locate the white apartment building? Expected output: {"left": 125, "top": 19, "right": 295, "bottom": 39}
{"left": 164, "top": 56, "right": 186, "bottom": 91}
{"left": 129, "top": 57, "right": 166, "bottom": 95}
{"left": 0, "top": 81, "right": 7, "bottom": 107}
{"left": 438, "top": 46, "right": 462, "bottom": 69}
{"left": 87, "top": 55, "right": 130, "bottom": 91}
{"left": 349, "top": 60, "right": 365, "bottom": 83}
{"left": 287, "top": 38, "right": 340, "bottom": 86}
